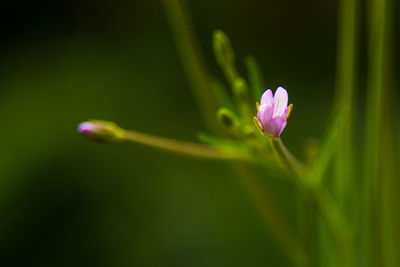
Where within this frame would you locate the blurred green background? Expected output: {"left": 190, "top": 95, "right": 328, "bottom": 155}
{"left": 0, "top": 1, "right": 397, "bottom": 266}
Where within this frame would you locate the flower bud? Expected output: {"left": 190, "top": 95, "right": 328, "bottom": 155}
{"left": 213, "top": 30, "right": 235, "bottom": 67}
{"left": 216, "top": 107, "right": 239, "bottom": 132}
{"left": 78, "top": 120, "right": 124, "bottom": 143}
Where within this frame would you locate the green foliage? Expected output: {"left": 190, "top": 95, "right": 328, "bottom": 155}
{"left": 79, "top": 0, "right": 400, "bottom": 265}
{"left": 3, "top": 0, "right": 398, "bottom": 266}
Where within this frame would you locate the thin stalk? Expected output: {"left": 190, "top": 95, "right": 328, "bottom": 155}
{"left": 334, "top": 0, "right": 358, "bottom": 210}
{"left": 121, "top": 129, "right": 247, "bottom": 160}
{"left": 370, "top": 0, "right": 397, "bottom": 265}
{"left": 271, "top": 138, "right": 308, "bottom": 179}
{"left": 330, "top": 0, "right": 359, "bottom": 264}
{"left": 271, "top": 137, "right": 354, "bottom": 266}
{"left": 162, "top": 0, "right": 219, "bottom": 132}
{"left": 236, "top": 165, "right": 309, "bottom": 267}
{"left": 380, "top": 112, "right": 400, "bottom": 267}
{"left": 364, "top": 0, "right": 393, "bottom": 265}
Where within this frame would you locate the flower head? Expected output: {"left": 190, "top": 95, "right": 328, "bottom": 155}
{"left": 78, "top": 120, "right": 124, "bottom": 143}
{"left": 255, "top": 87, "right": 293, "bottom": 137}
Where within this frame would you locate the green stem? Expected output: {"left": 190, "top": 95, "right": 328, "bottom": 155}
{"left": 121, "top": 129, "right": 246, "bottom": 160}
{"left": 271, "top": 137, "right": 354, "bottom": 266}
{"left": 162, "top": 0, "right": 218, "bottom": 133}
{"left": 236, "top": 165, "right": 309, "bottom": 267}
{"left": 323, "top": 0, "right": 359, "bottom": 263}
{"left": 364, "top": 0, "right": 393, "bottom": 265}
{"left": 334, "top": 0, "right": 358, "bottom": 211}
{"left": 271, "top": 138, "right": 308, "bottom": 178}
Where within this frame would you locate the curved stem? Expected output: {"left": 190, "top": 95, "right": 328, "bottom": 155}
{"left": 271, "top": 137, "right": 354, "bottom": 266}
{"left": 121, "top": 129, "right": 247, "bottom": 160}
{"left": 271, "top": 138, "right": 308, "bottom": 178}
{"left": 236, "top": 164, "right": 309, "bottom": 267}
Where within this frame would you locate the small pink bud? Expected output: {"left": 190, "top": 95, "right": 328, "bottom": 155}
{"left": 78, "top": 120, "right": 124, "bottom": 143}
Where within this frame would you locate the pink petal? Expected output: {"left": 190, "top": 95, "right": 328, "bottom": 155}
{"left": 257, "top": 104, "right": 273, "bottom": 131}
{"left": 268, "top": 116, "right": 287, "bottom": 137}
{"left": 276, "top": 118, "right": 287, "bottom": 136}
{"left": 260, "top": 89, "right": 273, "bottom": 106}
{"left": 273, "top": 87, "right": 288, "bottom": 117}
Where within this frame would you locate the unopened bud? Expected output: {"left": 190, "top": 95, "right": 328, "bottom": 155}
{"left": 213, "top": 30, "right": 235, "bottom": 67}
{"left": 78, "top": 120, "right": 124, "bottom": 143}
{"left": 216, "top": 107, "right": 239, "bottom": 132}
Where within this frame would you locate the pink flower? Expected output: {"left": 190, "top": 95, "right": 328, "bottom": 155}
{"left": 256, "top": 87, "right": 293, "bottom": 137}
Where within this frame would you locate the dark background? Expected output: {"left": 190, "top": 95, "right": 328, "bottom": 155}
{"left": 0, "top": 1, "right": 397, "bottom": 266}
